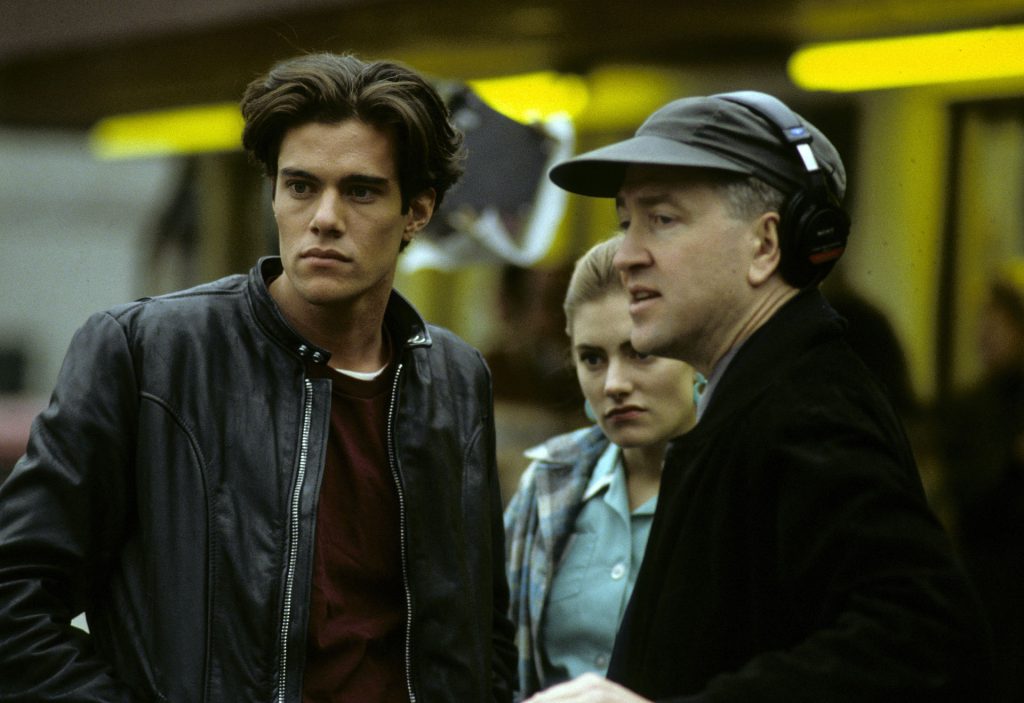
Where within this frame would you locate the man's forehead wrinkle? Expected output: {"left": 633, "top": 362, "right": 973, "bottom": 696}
{"left": 617, "top": 184, "right": 687, "bottom": 209}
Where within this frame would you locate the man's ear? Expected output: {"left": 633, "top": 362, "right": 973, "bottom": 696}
{"left": 403, "top": 188, "right": 437, "bottom": 242}
{"left": 747, "top": 212, "right": 783, "bottom": 286}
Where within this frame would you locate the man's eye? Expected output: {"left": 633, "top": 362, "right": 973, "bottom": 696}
{"left": 348, "top": 185, "right": 376, "bottom": 200}
{"left": 288, "top": 181, "right": 314, "bottom": 195}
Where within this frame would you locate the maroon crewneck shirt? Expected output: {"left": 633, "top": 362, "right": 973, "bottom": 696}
{"left": 302, "top": 357, "right": 409, "bottom": 703}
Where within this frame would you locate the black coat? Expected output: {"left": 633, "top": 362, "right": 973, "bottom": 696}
{"left": 0, "top": 257, "right": 515, "bottom": 703}
{"left": 609, "top": 289, "right": 991, "bottom": 703}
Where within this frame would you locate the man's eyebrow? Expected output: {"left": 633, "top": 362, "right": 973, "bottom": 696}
{"left": 340, "top": 174, "right": 390, "bottom": 187}
{"left": 279, "top": 167, "right": 319, "bottom": 181}
{"left": 277, "top": 169, "right": 391, "bottom": 188}
{"left": 616, "top": 192, "right": 675, "bottom": 208}
{"left": 637, "top": 193, "right": 675, "bottom": 207}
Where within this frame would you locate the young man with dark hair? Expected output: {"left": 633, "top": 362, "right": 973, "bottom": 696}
{"left": 0, "top": 53, "right": 515, "bottom": 703}
{"left": 526, "top": 92, "right": 991, "bottom": 702}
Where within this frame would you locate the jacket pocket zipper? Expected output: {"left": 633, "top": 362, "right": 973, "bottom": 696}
{"left": 387, "top": 363, "right": 417, "bottom": 703}
{"left": 278, "top": 378, "right": 314, "bottom": 703}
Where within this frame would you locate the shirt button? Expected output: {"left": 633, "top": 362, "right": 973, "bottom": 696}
{"left": 610, "top": 563, "right": 626, "bottom": 580}
{"left": 595, "top": 654, "right": 609, "bottom": 668}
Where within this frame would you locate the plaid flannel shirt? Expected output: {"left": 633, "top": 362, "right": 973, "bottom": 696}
{"left": 503, "top": 425, "right": 609, "bottom": 700}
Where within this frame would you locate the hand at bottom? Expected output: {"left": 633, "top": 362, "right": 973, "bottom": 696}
{"left": 523, "top": 673, "right": 653, "bottom": 702}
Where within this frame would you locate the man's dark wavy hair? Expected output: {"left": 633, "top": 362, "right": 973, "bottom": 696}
{"left": 241, "top": 52, "right": 465, "bottom": 213}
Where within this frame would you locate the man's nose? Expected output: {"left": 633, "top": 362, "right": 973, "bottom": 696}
{"left": 311, "top": 190, "right": 343, "bottom": 235}
{"left": 613, "top": 229, "right": 647, "bottom": 272}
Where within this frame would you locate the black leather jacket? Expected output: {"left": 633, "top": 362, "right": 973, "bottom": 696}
{"left": 0, "top": 257, "right": 516, "bottom": 703}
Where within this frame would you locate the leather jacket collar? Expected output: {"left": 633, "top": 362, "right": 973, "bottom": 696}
{"left": 248, "top": 256, "right": 432, "bottom": 367}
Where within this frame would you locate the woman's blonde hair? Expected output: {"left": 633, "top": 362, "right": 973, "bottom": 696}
{"left": 562, "top": 233, "right": 624, "bottom": 338}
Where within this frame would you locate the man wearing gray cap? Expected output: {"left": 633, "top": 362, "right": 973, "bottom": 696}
{"left": 525, "top": 92, "right": 991, "bottom": 702}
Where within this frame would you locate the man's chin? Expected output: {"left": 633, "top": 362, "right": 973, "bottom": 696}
{"left": 630, "top": 328, "right": 663, "bottom": 357}
{"left": 633, "top": 328, "right": 689, "bottom": 363}
{"left": 293, "top": 281, "right": 354, "bottom": 308}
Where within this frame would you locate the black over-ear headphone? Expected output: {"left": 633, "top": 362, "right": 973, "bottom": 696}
{"left": 712, "top": 91, "right": 850, "bottom": 288}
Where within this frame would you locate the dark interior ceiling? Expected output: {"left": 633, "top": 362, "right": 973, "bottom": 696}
{"left": 3, "top": 0, "right": 1024, "bottom": 130}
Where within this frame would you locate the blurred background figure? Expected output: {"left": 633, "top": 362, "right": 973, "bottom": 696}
{"left": 934, "top": 278, "right": 1024, "bottom": 703}
{"left": 504, "top": 234, "right": 697, "bottom": 699}
{"left": 823, "top": 277, "right": 956, "bottom": 528}
{"left": 826, "top": 278, "right": 920, "bottom": 421}
{"left": 486, "top": 262, "right": 584, "bottom": 502}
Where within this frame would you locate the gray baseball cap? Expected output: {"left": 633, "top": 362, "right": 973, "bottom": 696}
{"left": 548, "top": 92, "right": 846, "bottom": 201}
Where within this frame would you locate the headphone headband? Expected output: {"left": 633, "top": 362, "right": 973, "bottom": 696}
{"left": 714, "top": 91, "right": 825, "bottom": 177}
{"left": 710, "top": 91, "right": 850, "bottom": 287}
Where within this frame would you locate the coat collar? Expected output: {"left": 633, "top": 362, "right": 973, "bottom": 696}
{"left": 247, "top": 256, "right": 432, "bottom": 367}
{"left": 684, "top": 288, "right": 846, "bottom": 440}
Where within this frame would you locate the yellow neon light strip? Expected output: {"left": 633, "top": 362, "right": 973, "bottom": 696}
{"left": 89, "top": 102, "right": 243, "bottom": 159}
{"left": 466, "top": 71, "right": 589, "bottom": 124}
{"left": 789, "top": 24, "right": 1024, "bottom": 92}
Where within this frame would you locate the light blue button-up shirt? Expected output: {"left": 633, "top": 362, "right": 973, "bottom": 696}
{"left": 540, "top": 442, "right": 657, "bottom": 684}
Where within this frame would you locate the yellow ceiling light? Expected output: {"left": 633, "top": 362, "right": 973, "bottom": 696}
{"left": 467, "top": 71, "right": 589, "bottom": 124}
{"left": 789, "top": 24, "right": 1024, "bottom": 92}
{"left": 467, "top": 67, "right": 687, "bottom": 132}
{"left": 579, "top": 65, "right": 689, "bottom": 132}
{"left": 90, "top": 103, "right": 243, "bottom": 159}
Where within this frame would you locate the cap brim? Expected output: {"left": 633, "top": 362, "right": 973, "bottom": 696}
{"left": 548, "top": 134, "right": 753, "bottom": 197}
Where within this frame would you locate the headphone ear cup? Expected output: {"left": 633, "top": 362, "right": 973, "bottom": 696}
{"left": 778, "top": 189, "right": 850, "bottom": 288}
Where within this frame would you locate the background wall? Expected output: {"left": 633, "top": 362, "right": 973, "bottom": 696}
{"left": 0, "top": 129, "right": 177, "bottom": 394}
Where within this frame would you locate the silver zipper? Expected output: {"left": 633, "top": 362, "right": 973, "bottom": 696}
{"left": 277, "top": 378, "right": 314, "bottom": 703}
{"left": 386, "top": 362, "right": 417, "bottom": 703}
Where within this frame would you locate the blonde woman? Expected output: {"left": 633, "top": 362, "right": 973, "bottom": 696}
{"left": 504, "top": 234, "right": 699, "bottom": 699}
